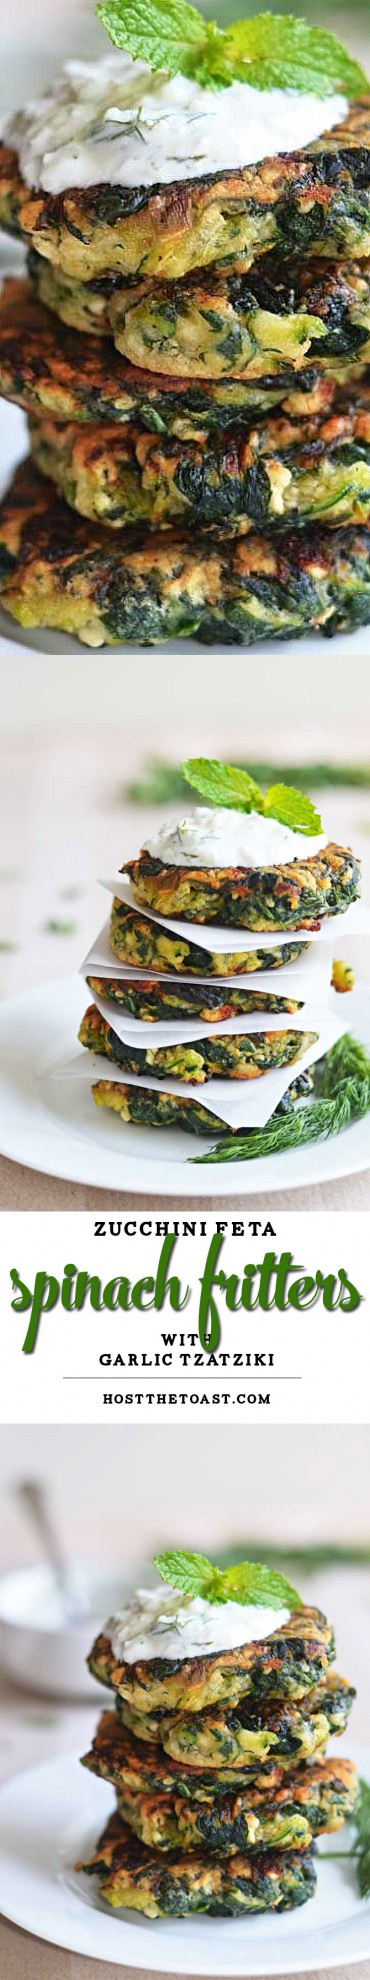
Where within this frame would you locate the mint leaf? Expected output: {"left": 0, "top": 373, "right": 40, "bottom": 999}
{"left": 97, "top": 0, "right": 369, "bottom": 98}
{"left": 221, "top": 15, "right": 368, "bottom": 98}
{"left": 96, "top": 0, "right": 215, "bottom": 79}
{"left": 154, "top": 1550, "right": 215, "bottom": 1597}
{"left": 182, "top": 758, "right": 264, "bottom": 813}
{"left": 264, "top": 785, "right": 322, "bottom": 835}
{"left": 220, "top": 1562, "right": 302, "bottom": 1609}
{"left": 154, "top": 1549, "right": 301, "bottom": 1608}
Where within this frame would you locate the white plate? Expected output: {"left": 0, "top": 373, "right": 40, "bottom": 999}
{"left": 0, "top": 975, "right": 370, "bottom": 1196}
{"left": 0, "top": 1742, "right": 368, "bottom": 1972}
{"left": 1, "top": 399, "right": 370, "bottom": 660}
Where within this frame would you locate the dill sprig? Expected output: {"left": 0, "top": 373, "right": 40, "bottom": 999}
{"left": 321, "top": 1779, "right": 370, "bottom": 1899}
{"left": 193, "top": 1035, "right": 370, "bottom": 1163}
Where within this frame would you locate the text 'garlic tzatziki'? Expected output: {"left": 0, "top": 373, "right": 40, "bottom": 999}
{"left": 4, "top": 53, "right": 348, "bottom": 193}
{"left": 144, "top": 807, "right": 328, "bottom": 870}
{"left": 106, "top": 1586, "right": 290, "bottom": 1662}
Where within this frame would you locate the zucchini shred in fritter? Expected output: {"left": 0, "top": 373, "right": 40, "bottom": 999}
{"left": 115, "top": 1757, "right": 358, "bottom": 1854}
{"left": 78, "top": 1003, "right": 317, "bottom": 1083}
{"left": 78, "top": 1815, "right": 317, "bottom": 1914}
{"left": 125, "top": 844, "right": 360, "bottom": 931}
{"left": 28, "top": 388, "right": 370, "bottom": 533}
{"left": 2, "top": 460, "right": 370, "bottom": 648}
{"left": 1, "top": 101, "right": 370, "bottom": 282}
{"left": 86, "top": 973, "right": 304, "bottom": 1020}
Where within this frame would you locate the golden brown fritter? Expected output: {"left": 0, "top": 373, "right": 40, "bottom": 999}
{"left": 2, "top": 459, "right": 370, "bottom": 649}
{"left": 125, "top": 844, "right": 361, "bottom": 931}
{"left": 1, "top": 102, "right": 370, "bottom": 281}
{"left": 0, "top": 278, "right": 345, "bottom": 436}
{"left": 87, "top": 1606, "right": 334, "bottom": 1714}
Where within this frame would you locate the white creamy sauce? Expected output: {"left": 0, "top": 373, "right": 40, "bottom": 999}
{"left": 144, "top": 806, "right": 328, "bottom": 870}
{"left": 106, "top": 1585, "right": 290, "bottom": 1662}
{"left": 4, "top": 53, "right": 348, "bottom": 193}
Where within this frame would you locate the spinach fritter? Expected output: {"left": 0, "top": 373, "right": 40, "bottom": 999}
{"left": 2, "top": 461, "right": 370, "bottom": 649}
{"left": 86, "top": 974, "right": 303, "bottom": 1020}
{"left": 126, "top": 844, "right": 360, "bottom": 932}
{"left": 131, "top": 1673, "right": 355, "bottom": 1771}
{"left": 88, "top": 1607, "right": 334, "bottom": 1714}
{"left": 109, "top": 900, "right": 309, "bottom": 977}
{"left": 79, "top": 1004, "right": 317, "bottom": 1083}
{"left": 1, "top": 101, "right": 370, "bottom": 281}
{"left": 0, "top": 278, "right": 347, "bottom": 437}
{"left": 83, "top": 1676, "right": 352, "bottom": 1799}
{"left": 29, "top": 390, "right": 370, "bottom": 533}
{"left": 92, "top": 1070, "right": 313, "bottom": 1135}
{"left": 109, "top": 259, "right": 370, "bottom": 382}
{"left": 115, "top": 1757, "right": 358, "bottom": 1855}
{"left": 78, "top": 1814, "right": 317, "bottom": 1914}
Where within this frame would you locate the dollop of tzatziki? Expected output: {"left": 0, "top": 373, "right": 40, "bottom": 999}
{"left": 106, "top": 1585, "right": 290, "bottom": 1662}
{"left": 144, "top": 807, "right": 328, "bottom": 870}
{"left": 4, "top": 53, "right": 348, "bottom": 193}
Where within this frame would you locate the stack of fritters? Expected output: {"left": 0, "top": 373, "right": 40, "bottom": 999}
{"left": 78, "top": 1605, "right": 358, "bottom": 1916}
{"left": 78, "top": 825, "right": 360, "bottom": 1136}
{"left": 1, "top": 100, "right": 370, "bottom": 643}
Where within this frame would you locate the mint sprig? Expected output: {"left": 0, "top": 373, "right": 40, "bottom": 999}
{"left": 182, "top": 758, "right": 322, "bottom": 837}
{"left": 97, "top": 1, "right": 369, "bottom": 98}
{"left": 154, "top": 1548, "right": 301, "bottom": 1610}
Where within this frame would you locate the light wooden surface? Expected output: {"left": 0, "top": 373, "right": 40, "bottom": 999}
{"left": 0, "top": 1921, "right": 368, "bottom": 1980}
{"left": 0, "top": 731, "right": 369, "bottom": 1209}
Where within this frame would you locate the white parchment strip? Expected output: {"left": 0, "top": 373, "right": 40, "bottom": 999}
{"left": 101, "top": 876, "right": 370, "bottom": 951}
{"left": 80, "top": 921, "right": 332, "bottom": 1002}
{"left": 86, "top": 987, "right": 332, "bottom": 1051}
{"left": 53, "top": 1013, "right": 347, "bottom": 1130}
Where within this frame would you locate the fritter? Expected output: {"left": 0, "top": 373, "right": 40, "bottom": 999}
{"left": 109, "top": 260, "right": 370, "bottom": 382}
{"left": 79, "top": 1004, "right": 317, "bottom": 1083}
{"left": 86, "top": 974, "right": 303, "bottom": 1021}
{"left": 115, "top": 1670, "right": 354, "bottom": 1763}
{"left": 29, "top": 249, "right": 124, "bottom": 336}
{"left": 78, "top": 1814, "right": 316, "bottom": 1915}
{"left": 88, "top": 1607, "right": 334, "bottom": 1714}
{"left": 92, "top": 1079, "right": 232, "bottom": 1135}
{"left": 83, "top": 1678, "right": 352, "bottom": 1800}
{"left": 115, "top": 1757, "right": 358, "bottom": 1855}
{"left": 125, "top": 844, "right": 360, "bottom": 933}
{"left": 109, "top": 899, "right": 309, "bottom": 977}
{"left": 92, "top": 1069, "right": 313, "bottom": 1136}
{"left": 29, "top": 391, "right": 370, "bottom": 533}
{"left": 0, "top": 279, "right": 348, "bottom": 438}
{"left": 127, "top": 1673, "right": 354, "bottom": 1771}
{"left": 2, "top": 461, "right": 370, "bottom": 649}
{"left": 1, "top": 102, "right": 370, "bottom": 281}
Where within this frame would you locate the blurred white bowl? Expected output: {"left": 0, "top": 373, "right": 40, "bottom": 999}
{"left": 0, "top": 1561, "right": 156, "bottom": 1699}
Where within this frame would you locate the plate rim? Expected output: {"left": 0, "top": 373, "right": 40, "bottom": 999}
{"left": 0, "top": 1743, "right": 369, "bottom": 1973}
{"left": 0, "top": 974, "right": 370, "bottom": 1197}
